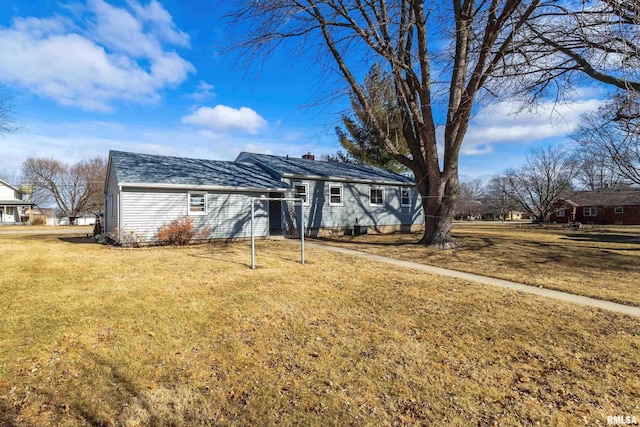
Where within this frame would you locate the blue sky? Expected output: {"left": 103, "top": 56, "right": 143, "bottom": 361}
{"left": 0, "top": 0, "right": 606, "bottom": 183}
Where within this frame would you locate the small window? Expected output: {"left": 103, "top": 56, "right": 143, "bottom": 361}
{"left": 329, "top": 185, "right": 343, "bottom": 206}
{"left": 584, "top": 207, "right": 597, "bottom": 217}
{"left": 189, "top": 192, "right": 207, "bottom": 215}
{"left": 294, "top": 184, "right": 309, "bottom": 205}
{"left": 401, "top": 187, "right": 411, "bottom": 207}
{"left": 556, "top": 209, "right": 565, "bottom": 217}
{"left": 369, "top": 187, "right": 383, "bottom": 206}
{"left": 614, "top": 206, "right": 623, "bottom": 214}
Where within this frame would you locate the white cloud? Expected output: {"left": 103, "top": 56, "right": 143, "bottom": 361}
{"left": 187, "top": 81, "right": 215, "bottom": 102}
{"left": 0, "top": 1, "right": 193, "bottom": 112}
{"left": 0, "top": 119, "right": 320, "bottom": 177}
{"left": 461, "top": 96, "right": 605, "bottom": 155}
{"left": 181, "top": 105, "right": 268, "bottom": 134}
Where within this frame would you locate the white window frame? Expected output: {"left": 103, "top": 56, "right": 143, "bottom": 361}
{"left": 294, "top": 183, "right": 310, "bottom": 206}
{"left": 400, "top": 187, "right": 411, "bottom": 207}
{"left": 584, "top": 207, "right": 597, "bottom": 217}
{"left": 188, "top": 191, "right": 207, "bottom": 215}
{"left": 329, "top": 184, "right": 343, "bottom": 206}
{"left": 555, "top": 209, "right": 565, "bottom": 217}
{"left": 369, "top": 186, "right": 384, "bottom": 206}
{"left": 614, "top": 206, "right": 624, "bottom": 214}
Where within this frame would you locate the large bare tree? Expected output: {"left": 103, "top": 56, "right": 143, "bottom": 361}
{"left": 226, "top": 0, "right": 640, "bottom": 248}
{"left": 485, "top": 176, "right": 518, "bottom": 221}
{"left": 504, "top": 147, "right": 577, "bottom": 222}
{"left": 22, "top": 157, "right": 106, "bottom": 224}
{"left": 454, "top": 179, "right": 485, "bottom": 219}
{"left": 573, "top": 94, "right": 640, "bottom": 186}
{"left": 573, "top": 148, "right": 628, "bottom": 191}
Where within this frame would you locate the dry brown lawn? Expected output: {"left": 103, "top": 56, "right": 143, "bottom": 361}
{"left": 1, "top": 230, "right": 639, "bottom": 426}
{"left": 320, "top": 222, "right": 640, "bottom": 307}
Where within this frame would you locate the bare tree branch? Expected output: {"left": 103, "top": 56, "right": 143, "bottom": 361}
{"left": 22, "top": 157, "right": 107, "bottom": 223}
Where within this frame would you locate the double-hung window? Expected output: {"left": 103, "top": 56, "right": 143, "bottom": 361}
{"left": 329, "top": 185, "right": 343, "bottom": 206}
{"left": 583, "top": 207, "right": 597, "bottom": 217}
{"left": 369, "top": 187, "right": 383, "bottom": 206}
{"left": 189, "top": 192, "right": 207, "bottom": 215}
{"left": 401, "top": 187, "right": 411, "bottom": 207}
{"left": 294, "top": 184, "right": 309, "bottom": 205}
{"left": 556, "top": 209, "right": 565, "bottom": 217}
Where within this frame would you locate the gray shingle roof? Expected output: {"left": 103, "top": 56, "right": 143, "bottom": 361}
{"left": 565, "top": 189, "right": 640, "bottom": 207}
{"left": 110, "top": 151, "right": 289, "bottom": 190}
{"left": 236, "top": 152, "right": 414, "bottom": 185}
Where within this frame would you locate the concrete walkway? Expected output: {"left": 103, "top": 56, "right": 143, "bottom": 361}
{"left": 302, "top": 241, "right": 640, "bottom": 318}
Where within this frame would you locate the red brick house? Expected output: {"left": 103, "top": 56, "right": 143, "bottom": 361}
{"left": 550, "top": 189, "right": 640, "bottom": 225}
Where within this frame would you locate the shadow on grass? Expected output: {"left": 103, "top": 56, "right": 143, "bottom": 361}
{"left": 0, "top": 339, "right": 219, "bottom": 427}
{"left": 561, "top": 233, "right": 640, "bottom": 245}
{"left": 58, "top": 236, "right": 97, "bottom": 245}
{"left": 0, "top": 346, "right": 138, "bottom": 427}
{"left": 0, "top": 400, "right": 19, "bottom": 427}
{"left": 187, "top": 252, "right": 250, "bottom": 268}
{"left": 312, "top": 236, "right": 419, "bottom": 247}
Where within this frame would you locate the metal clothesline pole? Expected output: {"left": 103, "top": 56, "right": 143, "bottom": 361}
{"left": 251, "top": 197, "right": 305, "bottom": 270}
{"left": 251, "top": 199, "right": 255, "bottom": 269}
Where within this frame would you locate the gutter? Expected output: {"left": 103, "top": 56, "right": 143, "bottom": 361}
{"left": 120, "top": 183, "right": 291, "bottom": 192}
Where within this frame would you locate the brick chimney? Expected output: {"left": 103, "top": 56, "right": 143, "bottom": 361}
{"left": 302, "top": 153, "right": 315, "bottom": 161}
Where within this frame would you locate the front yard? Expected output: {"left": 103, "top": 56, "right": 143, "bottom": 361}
{"left": 1, "top": 230, "right": 639, "bottom": 426}
{"left": 321, "top": 222, "right": 640, "bottom": 307}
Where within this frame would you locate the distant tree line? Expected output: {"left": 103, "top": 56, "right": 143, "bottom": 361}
{"left": 455, "top": 143, "right": 636, "bottom": 223}
{"left": 2, "top": 157, "right": 107, "bottom": 225}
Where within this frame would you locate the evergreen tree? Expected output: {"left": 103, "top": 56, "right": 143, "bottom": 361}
{"left": 332, "top": 64, "right": 409, "bottom": 173}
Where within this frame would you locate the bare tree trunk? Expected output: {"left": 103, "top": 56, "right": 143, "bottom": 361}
{"left": 415, "top": 171, "right": 458, "bottom": 249}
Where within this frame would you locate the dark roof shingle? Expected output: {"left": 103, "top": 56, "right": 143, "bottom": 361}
{"left": 110, "top": 151, "right": 289, "bottom": 190}
{"left": 565, "top": 189, "right": 640, "bottom": 207}
{"left": 237, "top": 152, "right": 414, "bottom": 184}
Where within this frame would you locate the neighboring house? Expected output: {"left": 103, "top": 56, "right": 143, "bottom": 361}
{"left": 506, "top": 211, "right": 532, "bottom": 221}
{"left": 73, "top": 215, "right": 98, "bottom": 226}
{"left": 104, "top": 151, "right": 290, "bottom": 242}
{"left": 104, "top": 150, "right": 424, "bottom": 243}
{"left": 236, "top": 152, "right": 423, "bottom": 236}
{"left": 0, "top": 179, "right": 34, "bottom": 224}
{"left": 32, "top": 207, "right": 57, "bottom": 225}
{"left": 550, "top": 189, "right": 640, "bottom": 225}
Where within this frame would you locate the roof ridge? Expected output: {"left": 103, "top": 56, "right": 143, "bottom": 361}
{"left": 241, "top": 152, "right": 414, "bottom": 184}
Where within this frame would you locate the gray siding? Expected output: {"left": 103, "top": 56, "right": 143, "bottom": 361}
{"left": 104, "top": 161, "right": 120, "bottom": 235}
{"left": 119, "top": 188, "right": 268, "bottom": 242}
{"left": 289, "top": 179, "right": 423, "bottom": 229}
{"left": 199, "top": 193, "right": 268, "bottom": 239}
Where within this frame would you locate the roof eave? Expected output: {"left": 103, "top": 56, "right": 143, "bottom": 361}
{"left": 120, "top": 182, "right": 290, "bottom": 192}
{"left": 0, "top": 200, "right": 36, "bottom": 206}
